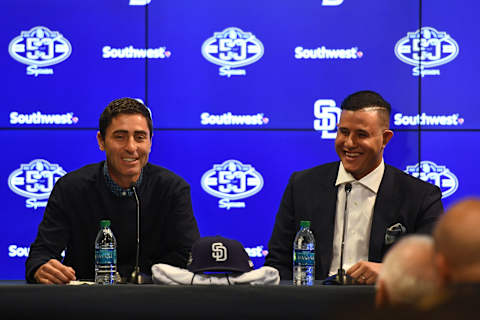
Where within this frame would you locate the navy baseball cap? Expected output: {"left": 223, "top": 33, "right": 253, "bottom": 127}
{"left": 187, "top": 236, "right": 254, "bottom": 273}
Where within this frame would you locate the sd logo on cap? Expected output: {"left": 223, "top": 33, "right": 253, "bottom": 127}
{"left": 187, "top": 236, "right": 254, "bottom": 273}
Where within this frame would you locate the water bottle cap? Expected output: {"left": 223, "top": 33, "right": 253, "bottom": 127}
{"left": 300, "top": 220, "right": 310, "bottom": 228}
{"left": 100, "top": 220, "right": 111, "bottom": 228}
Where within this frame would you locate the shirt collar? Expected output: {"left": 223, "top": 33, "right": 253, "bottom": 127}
{"left": 335, "top": 160, "right": 385, "bottom": 194}
{"left": 103, "top": 161, "right": 143, "bottom": 197}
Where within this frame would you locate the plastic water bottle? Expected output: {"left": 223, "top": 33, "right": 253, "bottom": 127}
{"left": 95, "top": 220, "right": 117, "bottom": 285}
{"left": 293, "top": 220, "right": 315, "bottom": 286}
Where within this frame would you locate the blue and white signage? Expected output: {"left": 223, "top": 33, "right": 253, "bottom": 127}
{"left": 129, "top": 0, "right": 151, "bottom": 5}
{"left": 395, "top": 27, "right": 459, "bottom": 77}
{"left": 201, "top": 27, "right": 264, "bottom": 77}
{"left": 393, "top": 113, "right": 464, "bottom": 127}
{"left": 200, "top": 112, "right": 269, "bottom": 126}
{"left": 8, "top": 159, "right": 67, "bottom": 209}
{"left": 404, "top": 161, "right": 458, "bottom": 198}
{"left": 295, "top": 46, "right": 363, "bottom": 60}
{"left": 9, "top": 111, "right": 79, "bottom": 126}
{"left": 8, "top": 26, "right": 72, "bottom": 77}
{"left": 313, "top": 99, "right": 341, "bottom": 139}
{"left": 244, "top": 245, "right": 269, "bottom": 258}
{"left": 322, "top": 0, "right": 344, "bottom": 5}
{"left": 102, "top": 46, "right": 171, "bottom": 59}
{"left": 201, "top": 159, "right": 264, "bottom": 210}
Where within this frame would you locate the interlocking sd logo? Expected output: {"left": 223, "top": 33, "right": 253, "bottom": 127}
{"left": 313, "top": 99, "right": 341, "bottom": 139}
{"left": 211, "top": 243, "right": 228, "bottom": 262}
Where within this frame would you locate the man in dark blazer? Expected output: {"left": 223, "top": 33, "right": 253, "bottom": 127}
{"left": 264, "top": 90, "right": 443, "bottom": 284}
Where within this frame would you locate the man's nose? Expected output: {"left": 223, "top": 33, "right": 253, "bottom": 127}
{"left": 344, "top": 134, "right": 356, "bottom": 148}
{"left": 125, "top": 136, "right": 137, "bottom": 152}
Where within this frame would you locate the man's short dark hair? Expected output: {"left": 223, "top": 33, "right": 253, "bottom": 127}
{"left": 340, "top": 90, "right": 391, "bottom": 127}
{"left": 99, "top": 98, "right": 153, "bottom": 139}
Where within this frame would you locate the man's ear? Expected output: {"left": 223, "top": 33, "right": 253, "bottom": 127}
{"left": 375, "top": 279, "right": 389, "bottom": 308}
{"left": 382, "top": 129, "right": 394, "bottom": 148}
{"left": 97, "top": 131, "right": 105, "bottom": 151}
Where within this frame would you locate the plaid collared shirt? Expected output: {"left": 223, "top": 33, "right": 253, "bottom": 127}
{"left": 103, "top": 161, "right": 143, "bottom": 197}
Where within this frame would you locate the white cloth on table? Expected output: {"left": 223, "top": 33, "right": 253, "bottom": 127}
{"left": 151, "top": 264, "right": 280, "bottom": 285}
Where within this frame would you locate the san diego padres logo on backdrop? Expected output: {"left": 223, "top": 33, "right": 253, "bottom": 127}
{"left": 211, "top": 242, "right": 228, "bottom": 262}
{"left": 201, "top": 27, "right": 264, "bottom": 77}
{"left": 404, "top": 161, "right": 458, "bottom": 198}
{"left": 201, "top": 159, "right": 264, "bottom": 210}
{"left": 313, "top": 99, "right": 341, "bottom": 139}
{"left": 8, "top": 26, "right": 72, "bottom": 77}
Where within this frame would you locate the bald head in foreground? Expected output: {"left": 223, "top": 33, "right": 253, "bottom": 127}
{"left": 376, "top": 235, "right": 439, "bottom": 308}
{"left": 434, "top": 198, "right": 480, "bottom": 285}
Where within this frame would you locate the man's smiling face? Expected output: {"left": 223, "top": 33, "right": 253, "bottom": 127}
{"left": 335, "top": 109, "right": 393, "bottom": 180}
{"left": 97, "top": 113, "right": 152, "bottom": 188}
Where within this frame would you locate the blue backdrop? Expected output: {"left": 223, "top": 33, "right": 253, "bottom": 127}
{"left": 1, "top": 0, "right": 478, "bottom": 279}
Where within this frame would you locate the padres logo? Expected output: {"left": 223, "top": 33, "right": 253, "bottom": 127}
{"left": 313, "top": 99, "right": 341, "bottom": 139}
{"left": 211, "top": 242, "right": 228, "bottom": 262}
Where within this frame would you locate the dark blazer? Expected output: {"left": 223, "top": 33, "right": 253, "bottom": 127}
{"left": 264, "top": 161, "right": 444, "bottom": 280}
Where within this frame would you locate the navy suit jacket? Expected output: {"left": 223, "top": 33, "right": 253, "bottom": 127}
{"left": 264, "top": 161, "right": 444, "bottom": 280}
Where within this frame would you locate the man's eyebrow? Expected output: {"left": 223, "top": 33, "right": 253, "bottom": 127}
{"left": 355, "top": 129, "right": 369, "bottom": 133}
{"left": 112, "top": 130, "right": 128, "bottom": 135}
{"left": 111, "top": 130, "right": 148, "bottom": 135}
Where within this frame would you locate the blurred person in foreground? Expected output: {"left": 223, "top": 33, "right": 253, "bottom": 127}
{"left": 375, "top": 235, "right": 440, "bottom": 308}
{"left": 397, "top": 198, "right": 480, "bottom": 318}
{"left": 265, "top": 90, "right": 443, "bottom": 284}
{"left": 434, "top": 197, "right": 480, "bottom": 285}
{"left": 25, "top": 98, "right": 200, "bottom": 284}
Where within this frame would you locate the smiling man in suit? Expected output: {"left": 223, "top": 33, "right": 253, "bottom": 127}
{"left": 264, "top": 90, "right": 443, "bottom": 284}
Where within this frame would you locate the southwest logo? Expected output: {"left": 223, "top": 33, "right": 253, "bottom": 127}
{"left": 295, "top": 46, "right": 363, "bottom": 60}
{"left": 393, "top": 113, "right": 464, "bottom": 127}
{"left": 129, "top": 0, "right": 151, "bottom": 5}
{"left": 322, "top": 0, "right": 344, "bottom": 5}
{"left": 10, "top": 111, "right": 79, "bottom": 126}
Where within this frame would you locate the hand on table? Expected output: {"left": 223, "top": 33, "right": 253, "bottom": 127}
{"left": 347, "top": 261, "right": 381, "bottom": 285}
{"left": 34, "top": 259, "right": 76, "bottom": 284}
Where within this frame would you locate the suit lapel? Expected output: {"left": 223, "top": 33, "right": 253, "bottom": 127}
{"left": 369, "top": 165, "right": 398, "bottom": 262}
{"left": 312, "top": 162, "right": 339, "bottom": 277}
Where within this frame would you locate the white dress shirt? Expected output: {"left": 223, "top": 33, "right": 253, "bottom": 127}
{"left": 328, "top": 160, "right": 385, "bottom": 276}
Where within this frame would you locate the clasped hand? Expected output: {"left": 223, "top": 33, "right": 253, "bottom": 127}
{"left": 346, "top": 260, "right": 381, "bottom": 285}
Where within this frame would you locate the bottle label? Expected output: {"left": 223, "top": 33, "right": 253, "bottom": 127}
{"left": 95, "top": 248, "right": 117, "bottom": 265}
{"left": 293, "top": 250, "right": 315, "bottom": 266}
